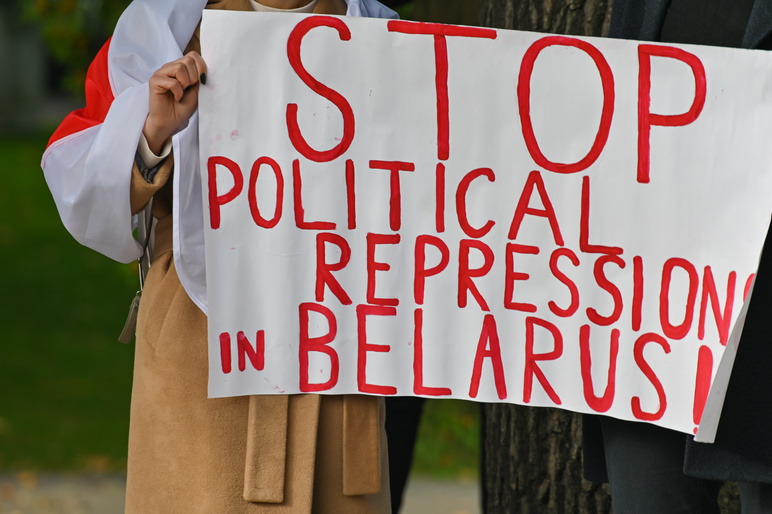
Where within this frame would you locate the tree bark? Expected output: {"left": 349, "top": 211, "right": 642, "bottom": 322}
{"left": 482, "top": 405, "right": 611, "bottom": 513}
{"left": 477, "top": 1, "right": 613, "bottom": 512}
{"left": 412, "top": 0, "right": 480, "bottom": 26}
{"left": 480, "top": 0, "right": 612, "bottom": 36}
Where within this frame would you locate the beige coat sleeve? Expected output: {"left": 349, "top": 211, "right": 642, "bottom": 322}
{"left": 130, "top": 157, "right": 173, "bottom": 214}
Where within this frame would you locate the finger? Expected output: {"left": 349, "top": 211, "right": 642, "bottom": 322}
{"left": 168, "top": 61, "right": 197, "bottom": 91}
{"left": 166, "top": 55, "right": 204, "bottom": 91}
{"left": 185, "top": 51, "right": 208, "bottom": 84}
{"left": 151, "top": 75, "right": 186, "bottom": 102}
{"left": 178, "top": 56, "right": 201, "bottom": 90}
{"left": 179, "top": 83, "right": 200, "bottom": 110}
{"left": 154, "top": 61, "right": 194, "bottom": 96}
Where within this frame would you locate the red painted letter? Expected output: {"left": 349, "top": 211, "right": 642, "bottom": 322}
{"left": 548, "top": 248, "right": 580, "bottom": 317}
{"left": 287, "top": 17, "right": 355, "bottom": 162}
{"left": 587, "top": 254, "right": 626, "bottom": 326}
{"left": 238, "top": 330, "right": 265, "bottom": 372}
{"left": 299, "top": 303, "right": 339, "bottom": 392}
{"left": 633, "top": 256, "right": 644, "bottom": 331}
{"left": 524, "top": 316, "right": 563, "bottom": 405}
{"left": 504, "top": 243, "right": 539, "bottom": 313}
{"left": 293, "top": 159, "right": 336, "bottom": 230}
{"left": 693, "top": 345, "right": 713, "bottom": 427}
{"left": 580, "top": 175, "right": 622, "bottom": 254}
{"left": 579, "top": 325, "right": 619, "bottom": 413}
{"left": 456, "top": 167, "right": 496, "bottom": 238}
{"left": 458, "top": 239, "right": 494, "bottom": 311}
{"left": 357, "top": 304, "right": 397, "bottom": 395}
{"left": 387, "top": 21, "right": 497, "bottom": 160}
{"left": 248, "top": 157, "right": 283, "bottom": 229}
{"left": 367, "top": 233, "right": 401, "bottom": 306}
{"left": 698, "top": 266, "right": 736, "bottom": 345}
{"left": 316, "top": 233, "right": 352, "bottom": 305}
{"left": 436, "top": 163, "right": 446, "bottom": 232}
{"left": 660, "top": 257, "right": 699, "bottom": 340}
{"left": 346, "top": 159, "right": 356, "bottom": 229}
{"left": 518, "top": 36, "right": 615, "bottom": 173}
{"left": 468, "top": 314, "right": 507, "bottom": 399}
{"left": 414, "top": 234, "right": 450, "bottom": 304}
{"left": 369, "top": 160, "right": 415, "bottom": 231}
{"left": 509, "top": 170, "right": 564, "bottom": 245}
{"left": 208, "top": 156, "right": 243, "bottom": 230}
{"left": 219, "top": 332, "right": 232, "bottom": 374}
{"left": 631, "top": 332, "right": 670, "bottom": 421}
{"left": 638, "top": 45, "right": 706, "bottom": 183}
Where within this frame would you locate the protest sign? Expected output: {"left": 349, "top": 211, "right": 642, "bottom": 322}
{"left": 198, "top": 11, "right": 772, "bottom": 440}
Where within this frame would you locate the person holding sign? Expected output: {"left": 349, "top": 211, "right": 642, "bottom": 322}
{"left": 583, "top": 0, "right": 772, "bottom": 511}
{"left": 40, "top": 0, "right": 399, "bottom": 512}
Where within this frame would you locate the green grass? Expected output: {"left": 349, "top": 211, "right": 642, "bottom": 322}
{"left": 0, "top": 134, "right": 136, "bottom": 471}
{"left": 0, "top": 133, "right": 478, "bottom": 479}
{"left": 412, "top": 399, "right": 480, "bottom": 480}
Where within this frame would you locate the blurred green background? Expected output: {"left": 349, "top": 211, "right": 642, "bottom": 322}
{"left": 0, "top": 0, "right": 481, "bottom": 481}
{"left": 0, "top": 134, "right": 136, "bottom": 472}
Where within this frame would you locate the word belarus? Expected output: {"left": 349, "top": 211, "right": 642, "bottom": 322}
{"left": 198, "top": 12, "right": 772, "bottom": 436}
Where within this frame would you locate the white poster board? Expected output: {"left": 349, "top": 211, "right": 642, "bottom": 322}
{"left": 198, "top": 11, "right": 772, "bottom": 440}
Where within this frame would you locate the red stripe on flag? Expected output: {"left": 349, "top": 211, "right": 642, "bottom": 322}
{"left": 47, "top": 38, "right": 116, "bottom": 148}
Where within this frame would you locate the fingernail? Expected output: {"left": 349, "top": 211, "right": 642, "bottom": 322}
{"left": 200, "top": 72, "right": 207, "bottom": 85}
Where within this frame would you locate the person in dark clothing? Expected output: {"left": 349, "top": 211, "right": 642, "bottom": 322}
{"left": 385, "top": 397, "right": 426, "bottom": 513}
{"left": 584, "top": 0, "right": 772, "bottom": 511}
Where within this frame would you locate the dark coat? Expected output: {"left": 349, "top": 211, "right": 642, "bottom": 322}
{"left": 607, "top": 0, "right": 772, "bottom": 49}
{"left": 584, "top": 0, "right": 772, "bottom": 484}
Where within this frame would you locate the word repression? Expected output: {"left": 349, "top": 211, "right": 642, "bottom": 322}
{"left": 199, "top": 13, "right": 772, "bottom": 434}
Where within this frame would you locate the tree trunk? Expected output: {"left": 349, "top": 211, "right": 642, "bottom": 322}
{"left": 479, "top": 0, "right": 612, "bottom": 36}
{"left": 482, "top": 405, "right": 611, "bottom": 513}
{"left": 477, "top": 1, "right": 613, "bottom": 512}
{"left": 412, "top": 0, "right": 480, "bottom": 26}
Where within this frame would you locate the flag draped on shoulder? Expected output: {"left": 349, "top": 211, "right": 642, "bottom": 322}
{"left": 47, "top": 40, "right": 115, "bottom": 149}
{"left": 41, "top": 0, "right": 208, "bottom": 267}
{"left": 42, "top": 0, "right": 397, "bottom": 314}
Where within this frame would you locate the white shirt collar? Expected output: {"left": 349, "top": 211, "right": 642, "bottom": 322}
{"left": 249, "top": 0, "right": 319, "bottom": 12}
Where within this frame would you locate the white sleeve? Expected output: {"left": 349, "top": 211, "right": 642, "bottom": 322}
{"left": 138, "top": 132, "right": 173, "bottom": 168}
{"left": 347, "top": 0, "right": 399, "bottom": 19}
{"left": 40, "top": 0, "right": 206, "bottom": 264}
{"left": 42, "top": 84, "right": 151, "bottom": 263}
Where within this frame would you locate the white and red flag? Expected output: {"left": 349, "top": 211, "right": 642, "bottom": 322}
{"left": 41, "top": 0, "right": 397, "bottom": 313}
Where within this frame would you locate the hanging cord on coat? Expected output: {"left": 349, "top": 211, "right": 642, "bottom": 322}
{"left": 118, "top": 151, "right": 160, "bottom": 344}
{"left": 118, "top": 197, "right": 154, "bottom": 344}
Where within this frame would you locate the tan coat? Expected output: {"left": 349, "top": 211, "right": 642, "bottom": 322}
{"left": 126, "top": 2, "right": 389, "bottom": 511}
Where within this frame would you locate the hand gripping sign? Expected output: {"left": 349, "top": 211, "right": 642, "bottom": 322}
{"left": 198, "top": 11, "right": 772, "bottom": 441}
